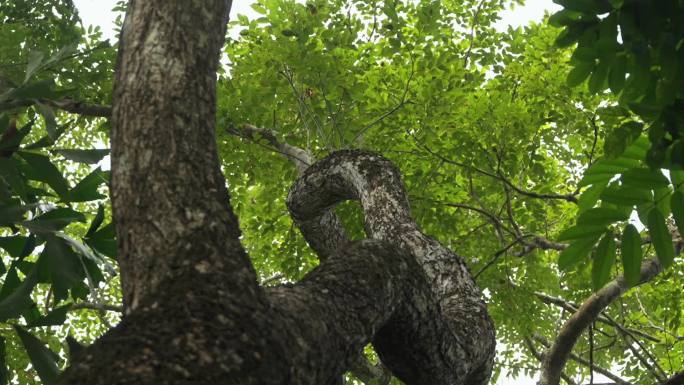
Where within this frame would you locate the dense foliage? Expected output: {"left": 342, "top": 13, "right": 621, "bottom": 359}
{"left": 0, "top": 0, "right": 681, "bottom": 384}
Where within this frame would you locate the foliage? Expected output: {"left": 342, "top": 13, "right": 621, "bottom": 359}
{"left": 0, "top": 0, "right": 681, "bottom": 384}
{"left": 0, "top": 2, "right": 119, "bottom": 384}
{"left": 550, "top": 0, "right": 684, "bottom": 293}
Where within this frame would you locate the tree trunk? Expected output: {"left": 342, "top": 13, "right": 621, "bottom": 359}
{"left": 58, "top": 2, "right": 495, "bottom": 385}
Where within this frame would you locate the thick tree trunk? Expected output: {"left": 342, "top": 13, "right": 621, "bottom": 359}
{"left": 58, "top": 2, "right": 495, "bottom": 384}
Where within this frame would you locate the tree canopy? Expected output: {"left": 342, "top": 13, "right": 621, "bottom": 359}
{"left": 0, "top": 0, "right": 682, "bottom": 384}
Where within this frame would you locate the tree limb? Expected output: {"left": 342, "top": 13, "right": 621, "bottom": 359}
{"left": 414, "top": 141, "right": 578, "bottom": 203}
{"left": 0, "top": 98, "right": 111, "bottom": 118}
{"left": 533, "top": 334, "right": 632, "bottom": 385}
{"left": 537, "top": 259, "right": 662, "bottom": 385}
{"left": 227, "top": 124, "right": 313, "bottom": 173}
{"left": 524, "top": 336, "right": 578, "bottom": 385}
{"left": 531, "top": 290, "right": 661, "bottom": 344}
{"left": 71, "top": 302, "right": 123, "bottom": 313}
{"left": 287, "top": 151, "right": 496, "bottom": 384}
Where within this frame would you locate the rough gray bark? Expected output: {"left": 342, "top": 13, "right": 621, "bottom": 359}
{"left": 287, "top": 151, "right": 496, "bottom": 385}
{"left": 57, "top": 1, "right": 495, "bottom": 384}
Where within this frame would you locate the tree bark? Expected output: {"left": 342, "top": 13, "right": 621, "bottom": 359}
{"left": 57, "top": 2, "right": 495, "bottom": 385}
{"left": 538, "top": 259, "right": 662, "bottom": 385}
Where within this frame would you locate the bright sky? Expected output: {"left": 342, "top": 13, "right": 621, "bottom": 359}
{"left": 71, "top": 1, "right": 571, "bottom": 385}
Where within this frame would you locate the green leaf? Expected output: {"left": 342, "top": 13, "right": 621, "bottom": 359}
{"left": 27, "top": 304, "right": 71, "bottom": 327}
{"left": 622, "top": 135, "right": 649, "bottom": 160}
{"left": 646, "top": 208, "right": 675, "bottom": 268}
{"left": 55, "top": 149, "right": 109, "bottom": 164}
{"left": 22, "top": 207, "right": 86, "bottom": 233}
{"left": 58, "top": 233, "right": 112, "bottom": 276}
{"left": 0, "top": 203, "right": 30, "bottom": 226}
{"left": 671, "top": 191, "right": 684, "bottom": 241}
{"left": 24, "top": 51, "right": 45, "bottom": 83}
{"left": 621, "top": 224, "right": 643, "bottom": 287}
{"left": 86, "top": 204, "right": 105, "bottom": 237}
{"left": 566, "top": 62, "right": 594, "bottom": 87}
{"left": 18, "top": 151, "right": 69, "bottom": 197}
{"left": 592, "top": 232, "right": 616, "bottom": 290}
{"left": 621, "top": 168, "right": 670, "bottom": 189}
{"left": 0, "top": 269, "right": 38, "bottom": 322}
{"left": 604, "top": 121, "right": 643, "bottom": 158}
{"left": 578, "top": 157, "right": 641, "bottom": 187}
{"left": 577, "top": 207, "right": 630, "bottom": 225}
{"left": 0, "top": 157, "right": 28, "bottom": 200}
{"left": 251, "top": 3, "right": 267, "bottom": 14}
{"left": 672, "top": 171, "right": 684, "bottom": 192}
{"left": 578, "top": 182, "right": 608, "bottom": 212}
{"left": 9, "top": 80, "right": 57, "bottom": 100}
{"left": 588, "top": 58, "right": 609, "bottom": 93}
{"left": 13, "top": 325, "right": 60, "bottom": 385}
{"left": 0, "top": 236, "right": 29, "bottom": 259}
{"left": 24, "top": 125, "right": 68, "bottom": 150}
{"left": 558, "top": 235, "right": 601, "bottom": 271}
{"left": 39, "top": 236, "right": 85, "bottom": 295}
{"left": 557, "top": 225, "right": 607, "bottom": 241}
{"left": 549, "top": 9, "right": 583, "bottom": 27}
{"left": 554, "top": 0, "right": 611, "bottom": 14}
{"left": 600, "top": 184, "right": 653, "bottom": 206}
{"left": 85, "top": 223, "right": 116, "bottom": 258}
{"left": 654, "top": 186, "right": 672, "bottom": 217}
{"left": 65, "top": 167, "right": 107, "bottom": 202}
{"left": 608, "top": 54, "right": 627, "bottom": 93}
{"left": 34, "top": 103, "right": 57, "bottom": 140}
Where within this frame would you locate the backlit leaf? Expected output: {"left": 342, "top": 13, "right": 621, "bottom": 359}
{"left": 646, "top": 208, "right": 674, "bottom": 268}
{"left": 621, "top": 224, "right": 643, "bottom": 287}
{"left": 592, "top": 232, "right": 616, "bottom": 290}
{"left": 13, "top": 326, "right": 59, "bottom": 385}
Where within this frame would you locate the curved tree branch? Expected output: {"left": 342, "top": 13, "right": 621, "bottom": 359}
{"left": 524, "top": 336, "right": 578, "bottom": 385}
{"left": 57, "top": 2, "right": 496, "bottom": 385}
{"left": 287, "top": 151, "right": 496, "bottom": 384}
{"left": 533, "top": 334, "right": 632, "bottom": 385}
{"left": 538, "top": 259, "right": 662, "bottom": 385}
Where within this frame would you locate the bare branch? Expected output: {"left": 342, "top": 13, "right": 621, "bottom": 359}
{"left": 538, "top": 259, "right": 663, "bottom": 385}
{"left": 0, "top": 98, "right": 111, "bottom": 118}
{"left": 227, "top": 124, "right": 313, "bottom": 173}
{"left": 71, "top": 302, "right": 123, "bottom": 313}
{"left": 533, "top": 334, "right": 632, "bottom": 385}
{"left": 531, "top": 290, "right": 661, "bottom": 344}
{"left": 414, "top": 142, "right": 578, "bottom": 203}
{"left": 45, "top": 99, "right": 112, "bottom": 117}
{"left": 524, "top": 336, "right": 578, "bottom": 385}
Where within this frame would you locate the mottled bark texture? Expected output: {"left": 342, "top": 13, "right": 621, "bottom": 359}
{"left": 287, "top": 151, "right": 496, "bottom": 385}
{"left": 58, "top": 1, "right": 495, "bottom": 384}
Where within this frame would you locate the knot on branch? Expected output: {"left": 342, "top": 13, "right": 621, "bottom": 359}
{"left": 287, "top": 150, "right": 496, "bottom": 385}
